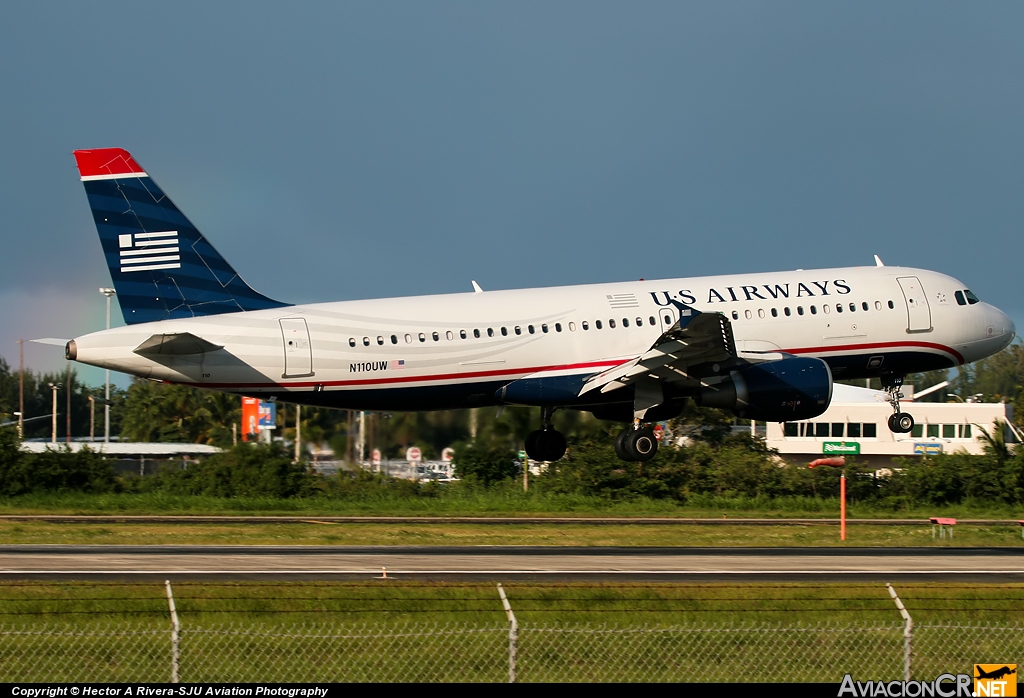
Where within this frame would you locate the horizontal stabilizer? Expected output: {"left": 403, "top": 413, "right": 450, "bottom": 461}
{"left": 134, "top": 332, "right": 223, "bottom": 356}
{"left": 30, "top": 338, "right": 71, "bottom": 346}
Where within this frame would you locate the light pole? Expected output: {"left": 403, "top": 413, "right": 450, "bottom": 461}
{"left": 49, "top": 383, "right": 58, "bottom": 444}
{"left": 99, "top": 288, "right": 116, "bottom": 443}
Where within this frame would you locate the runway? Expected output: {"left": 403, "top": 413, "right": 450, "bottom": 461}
{"left": 1, "top": 545, "right": 1022, "bottom": 580}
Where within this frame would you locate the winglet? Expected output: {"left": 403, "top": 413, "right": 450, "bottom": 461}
{"left": 73, "top": 148, "right": 147, "bottom": 180}
{"left": 873, "top": 254, "right": 885, "bottom": 267}
{"left": 471, "top": 280, "right": 483, "bottom": 293}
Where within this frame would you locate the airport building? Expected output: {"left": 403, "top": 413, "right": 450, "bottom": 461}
{"left": 763, "top": 384, "right": 1016, "bottom": 468}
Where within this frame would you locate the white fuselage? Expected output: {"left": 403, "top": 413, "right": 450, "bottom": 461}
{"left": 69, "top": 265, "right": 1015, "bottom": 412}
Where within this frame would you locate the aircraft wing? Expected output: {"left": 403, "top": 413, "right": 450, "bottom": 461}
{"left": 579, "top": 305, "right": 746, "bottom": 397}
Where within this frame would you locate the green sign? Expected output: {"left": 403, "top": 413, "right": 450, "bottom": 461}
{"left": 823, "top": 441, "right": 860, "bottom": 455}
{"left": 518, "top": 450, "right": 527, "bottom": 460}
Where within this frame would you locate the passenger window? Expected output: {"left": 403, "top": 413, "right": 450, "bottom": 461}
{"left": 862, "top": 302, "right": 869, "bottom": 311}
{"left": 955, "top": 291, "right": 966, "bottom": 306}
{"left": 390, "top": 335, "right": 398, "bottom": 344}
{"left": 888, "top": 300, "right": 895, "bottom": 309}
{"left": 663, "top": 315, "right": 672, "bottom": 324}
{"left": 758, "top": 309, "right": 765, "bottom": 319}
{"left": 636, "top": 317, "right": 643, "bottom": 327}
{"left": 363, "top": 337, "right": 370, "bottom": 346}
{"left": 964, "top": 290, "right": 980, "bottom": 305}
{"left": 771, "top": 308, "right": 778, "bottom": 318}
{"left": 836, "top": 304, "right": 843, "bottom": 313}
{"left": 515, "top": 326, "right": 522, "bottom": 335}
{"left": 459, "top": 330, "right": 467, "bottom": 339}
{"left": 432, "top": 332, "right": 440, "bottom": 341}
{"left": 555, "top": 323, "right": 562, "bottom": 332}
{"left": 797, "top": 306, "right": 804, "bottom": 316}
{"left": 528, "top": 325, "right": 535, "bottom": 334}
{"left": 377, "top": 336, "right": 384, "bottom": 345}
{"left": 823, "top": 305, "right": 830, "bottom": 314}
{"left": 596, "top": 320, "right": 603, "bottom": 329}
{"left": 609, "top": 319, "right": 617, "bottom": 328}
{"left": 501, "top": 327, "right": 508, "bottom": 336}
{"left": 569, "top": 322, "right": 576, "bottom": 331}
{"left": 784, "top": 307, "right": 791, "bottom": 317}
{"left": 349, "top": 338, "right": 356, "bottom": 347}
{"left": 649, "top": 317, "right": 656, "bottom": 326}
{"left": 810, "top": 305, "right": 817, "bottom": 315}
{"left": 418, "top": 333, "right": 425, "bottom": 343}
{"left": 849, "top": 303, "right": 856, "bottom": 312}
{"left": 732, "top": 311, "right": 739, "bottom": 320}
{"left": 542, "top": 324, "right": 549, "bottom": 333}
{"left": 582, "top": 321, "right": 589, "bottom": 330}
{"left": 473, "top": 329, "right": 480, "bottom": 338}
{"left": 875, "top": 301, "right": 882, "bottom": 311}
{"left": 446, "top": 331, "right": 454, "bottom": 340}
{"left": 404, "top": 334, "right": 412, "bottom": 344}
{"left": 745, "top": 309, "right": 752, "bottom": 319}
{"left": 622, "top": 318, "right": 629, "bottom": 327}
{"left": 487, "top": 328, "right": 494, "bottom": 337}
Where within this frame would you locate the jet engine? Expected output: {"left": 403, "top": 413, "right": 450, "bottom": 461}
{"left": 693, "top": 357, "right": 832, "bottom": 422}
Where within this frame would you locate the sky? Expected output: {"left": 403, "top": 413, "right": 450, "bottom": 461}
{"left": 1, "top": 2, "right": 1022, "bottom": 387}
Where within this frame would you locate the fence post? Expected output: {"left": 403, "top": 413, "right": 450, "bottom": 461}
{"left": 165, "top": 580, "right": 181, "bottom": 683}
{"left": 497, "top": 584, "right": 518, "bottom": 683}
{"left": 886, "top": 583, "right": 913, "bottom": 681}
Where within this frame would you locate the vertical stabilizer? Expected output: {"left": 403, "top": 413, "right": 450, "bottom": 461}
{"left": 74, "top": 148, "right": 288, "bottom": 324}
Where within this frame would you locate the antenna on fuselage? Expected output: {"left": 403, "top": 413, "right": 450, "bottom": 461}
{"left": 471, "top": 280, "right": 483, "bottom": 293}
{"left": 873, "top": 255, "right": 885, "bottom": 267}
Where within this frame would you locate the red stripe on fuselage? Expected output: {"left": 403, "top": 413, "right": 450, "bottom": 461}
{"left": 781, "top": 340, "right": 964, "bottom": 364}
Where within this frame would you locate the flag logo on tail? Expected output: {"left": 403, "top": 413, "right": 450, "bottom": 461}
{"left": 118, "top": 231, "right": 181, "bottom": 272}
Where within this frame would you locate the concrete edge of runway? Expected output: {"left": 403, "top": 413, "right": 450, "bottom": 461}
{"left": 1, "top": 544, "right": 1022, "bottom": 555}
{"left": 1, "top": 515, "right": 1021, "bottom": 525}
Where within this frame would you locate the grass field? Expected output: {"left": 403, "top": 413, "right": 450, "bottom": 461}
{"left": 0, "top": 520, "right": 1022, "bottom": 546}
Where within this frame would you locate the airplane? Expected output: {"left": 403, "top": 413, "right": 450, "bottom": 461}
{"left": 64, "top": 148, "right": 1016, "bottom": 462}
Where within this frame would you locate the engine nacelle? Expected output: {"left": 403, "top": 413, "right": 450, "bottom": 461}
{"left": 693, "top": 357, "right": 833, "bottom": 422}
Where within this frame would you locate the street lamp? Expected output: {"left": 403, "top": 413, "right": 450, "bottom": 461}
{"left": 99, "top": 288, "right": 116, "bottom": 443}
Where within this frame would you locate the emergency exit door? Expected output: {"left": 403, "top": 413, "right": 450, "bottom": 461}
{"left": 280, "top": 318, "right": 314, "bottom": 377}
{"left": 896, "top": 276, "right": 932, "bottom": 333}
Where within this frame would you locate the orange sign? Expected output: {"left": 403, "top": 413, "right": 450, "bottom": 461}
{"left": 241, "top": 397, "right": 260, "bottom": 442}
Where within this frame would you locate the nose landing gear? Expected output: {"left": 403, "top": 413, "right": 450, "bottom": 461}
{"left": 614, "top": 420, "right": 659, "bottom": 461}
{"left": 883, "top": 376, "right": 915, "bottom": 434}
{"left": 524, "top": 407, "right": 567, "bottom": 462}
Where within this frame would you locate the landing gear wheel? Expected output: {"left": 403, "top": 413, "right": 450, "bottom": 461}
{"left": 614, "top": 429, "right": 632, "bottom": 460}
{"left": 526, "top": 429, "right": 566, "bottom": 462}
{"left": 883, "top": 376, "right": 914, "bottom": 434}
{"left": 896, "top": 413, "right": 914, "bottom": 433}
{"left": 625, "top": 428, "right": 659, "bottom": 462}
{"left": 525, "top": 430, "right": 542, "bottom": 460}
{"left": 887, "top": 414, "right": 900, "bottom": 433}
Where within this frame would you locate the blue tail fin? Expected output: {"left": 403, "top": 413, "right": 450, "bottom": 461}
{"left": 73, "top": 148, "right": 288, "bottom": 325}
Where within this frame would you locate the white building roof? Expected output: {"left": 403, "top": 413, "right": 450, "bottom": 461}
{"left": 20, "top": 442, "right": 222, "bottom": 457}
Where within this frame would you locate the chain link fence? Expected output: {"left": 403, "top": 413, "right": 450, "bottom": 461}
{"left": 0, "top": 618, "right": 1020, "bottom": 682}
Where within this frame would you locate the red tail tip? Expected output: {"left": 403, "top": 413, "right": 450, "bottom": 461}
{"left": 73, "top": 148, "right": 145, "bottom": 178}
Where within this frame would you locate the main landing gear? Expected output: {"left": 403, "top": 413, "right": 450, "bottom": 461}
{"left": 524, "top": 407, "right": 567, "bottom": 462}
{"left": 883, "top": 376, "right": 915, "bottom": 434}
{"left": 614, "top": 420, "right": 659, "bottom": 462}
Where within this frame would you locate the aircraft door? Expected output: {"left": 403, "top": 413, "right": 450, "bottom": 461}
{"left": 280, "top": 318, "right": 314, "bottom": 377}
{"left": 896, "top": 276, "right": 932, "bottom": 333}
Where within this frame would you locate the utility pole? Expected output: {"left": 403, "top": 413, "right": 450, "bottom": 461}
{"left": 49, "top": 383, "right": 58, "bottom": 444}
{"left": 99, "top": 288, "right": 116, "bottom": 443}
{"left": 17, "top": 339, "right": 24, "bottom": 439}
{"left": 65, "top": 364, "right": 71, "bottom": 444}
{"left": 89, "top": 396, "right": 95, "bottom": 442}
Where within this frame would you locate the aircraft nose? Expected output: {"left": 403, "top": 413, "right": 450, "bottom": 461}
{"left": 987, "top": 306, "right": 1015, "bottom": 346}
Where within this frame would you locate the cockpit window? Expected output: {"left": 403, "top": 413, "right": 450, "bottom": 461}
{"left": 955, "top": 290, "right": 966, "bottom": 306}
{"left": 964, "top": 289, "right": 980, "bottom": 305}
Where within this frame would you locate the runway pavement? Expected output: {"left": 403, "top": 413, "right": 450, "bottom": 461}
{"left": 0, "top": 545, "right": 1022, "bottom": 580}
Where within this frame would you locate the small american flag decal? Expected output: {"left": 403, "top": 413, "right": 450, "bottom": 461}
{"left": 118, "top": 231, "right": 180, "bottom": 273}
